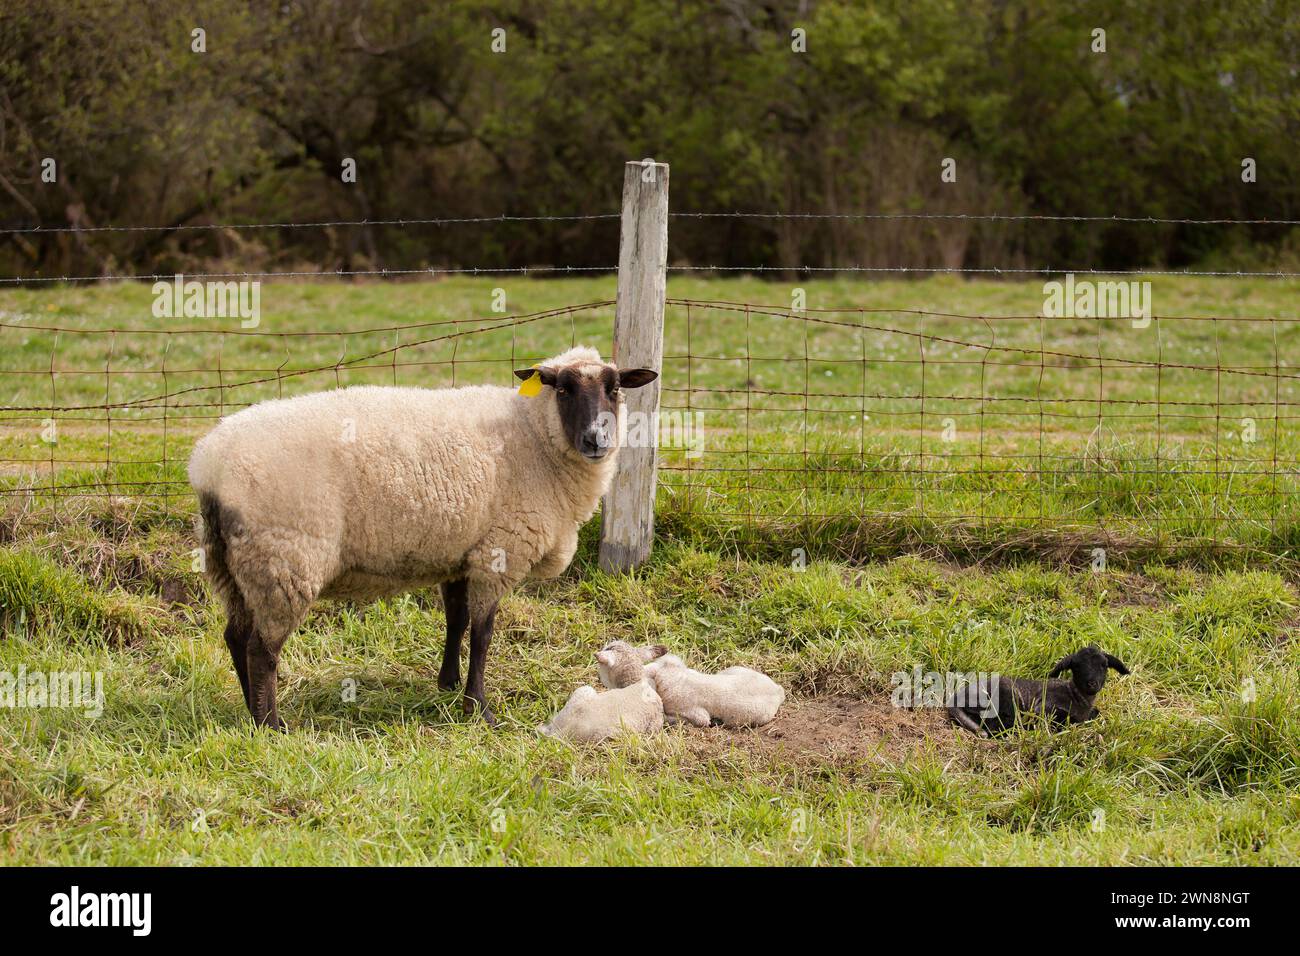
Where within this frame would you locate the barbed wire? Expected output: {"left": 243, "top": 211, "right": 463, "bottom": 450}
{"left": 0, "top": 266, "right": 616, "bottom": 285}
{"left": 5, "top": 210, "right": 1296, "bottom": 235}
{"left": 0, "top": 213, "right": 623, "bottom": 235}
{"left": 665, "top": 298, "right": 1300, "bottom": 323}
{"left": 0, "top": 305, "right": 614, "bottom": 337}
{"left": 669, "top": 265, "right": 1300, "bottom": 278}
{"left": 5, "top": 263, "right": 1299, "bottom": 285}
{"left": 672, "top": 212, "right": 1300, "bottom": 225}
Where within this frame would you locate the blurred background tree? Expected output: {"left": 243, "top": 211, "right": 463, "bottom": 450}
{"left": 1, "top": 0, "right": 1296, "bottom": 279}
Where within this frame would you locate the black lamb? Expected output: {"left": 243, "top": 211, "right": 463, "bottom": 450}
{"left": 947, "top": 645, "right": 1130, "bottom": 737}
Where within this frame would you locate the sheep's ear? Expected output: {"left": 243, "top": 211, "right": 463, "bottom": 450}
{"left": 514, "top": 367, "right": 558, "bottom": 387}
{"left": 639, "top": 644, "right": 668, "bottom": 663}
{"left": 1105, "top": 654, "right": 1130, "bottom": 675}
{"left": 618, "top": 368, "right": 658, "bottom": 389}
{"left": 1048, "top": 652, "right": 1077, "bottom": 678}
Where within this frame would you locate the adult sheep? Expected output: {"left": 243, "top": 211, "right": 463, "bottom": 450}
{"left": 188, "top": 345, "right": 657, "bottom": 729}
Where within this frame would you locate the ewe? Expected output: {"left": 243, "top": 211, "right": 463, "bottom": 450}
{"left": 189, "top": 346, "right": 656, "bottom": 729}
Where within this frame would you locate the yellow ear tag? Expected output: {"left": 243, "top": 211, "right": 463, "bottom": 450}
{"left": 517, "top": 365, "right": 543, "bottom": 397}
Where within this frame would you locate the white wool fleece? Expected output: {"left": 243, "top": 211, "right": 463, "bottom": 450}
{"left": 537, "top": 680, "right": 664, "bottom": 743}
{"left": 648, "top": 655, "right": 785, "bottom": 728}
{"left": 597, "top": 642, "right": 785, "bottom": 728}
{"left": 188, "top": 345, "right": 617, "bottom": 641}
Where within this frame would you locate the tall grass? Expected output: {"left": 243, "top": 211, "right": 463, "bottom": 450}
{"left": 1, "top": 279, "right": 1298, "bottom": 864}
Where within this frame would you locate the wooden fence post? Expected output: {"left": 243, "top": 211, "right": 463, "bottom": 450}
{"left": 599, "top": 159, "right": 669, "bottom": 573}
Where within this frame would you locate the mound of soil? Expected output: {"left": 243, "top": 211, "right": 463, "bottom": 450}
{"left": 688, "top": 696, "right": 953, "bottom": 767}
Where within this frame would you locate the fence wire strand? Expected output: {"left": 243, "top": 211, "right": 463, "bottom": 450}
{"left": 2, "top": 195, "right": 1298, "bottom": 565}
{"left": 6, "top": 210, "right": 1297, "bottom": 235}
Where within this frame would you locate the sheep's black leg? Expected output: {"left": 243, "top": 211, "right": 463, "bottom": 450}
{"left": 438, "top": 579, "right": 469, "bottom": 691}
{"left": 246, "top": 631, "right": 286, "bottom": 732}
{"left": 463, "top": 601, "right": 499, "bottom": 727}
{"left": 222, "top": 615, "right": 252, "bottom": 708}
{"left": 946, "top": 704, "right": 989, "bottom": 737}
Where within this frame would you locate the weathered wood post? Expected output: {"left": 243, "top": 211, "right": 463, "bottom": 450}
{"left": 599, "top": 159, "right": 669, "bottom": 573}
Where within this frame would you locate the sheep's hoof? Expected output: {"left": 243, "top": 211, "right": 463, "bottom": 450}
{"left": 437, "top": 673, "right": 461, "bottom": 692}
{"left": 462, "top": 697, "right": 498, "bottom": 728}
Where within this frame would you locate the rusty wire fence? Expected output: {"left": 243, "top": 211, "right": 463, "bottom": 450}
{"left": 3, "top": 207, "right": 1300, "bottom": 564}
{"left": 1, "top": 292, "right": 1298, "bottom": 564}
{"left": 0, "top": 300, "right": 614, "bottom": 509}
{"left": 654, "top": 299, "right": 1300, "bottom": 563}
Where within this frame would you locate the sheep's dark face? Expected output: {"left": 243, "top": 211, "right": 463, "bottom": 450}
{"left": 515, "top": 363, "right": 658, "bottom": 462}
{"left": 1049, "top": 644, "right": 1130, "bottom": 697}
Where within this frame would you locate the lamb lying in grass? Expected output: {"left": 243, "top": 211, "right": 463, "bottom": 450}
{"left": 947, "top": 644, "right": 1130, "bottom": 737}
{"left": 597, "top": 641, "right": 785, "bottom": 727}
{"left": 537, "top": 681, "right": 664, "bottom": 743}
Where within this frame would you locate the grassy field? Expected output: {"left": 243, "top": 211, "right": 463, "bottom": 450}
{"left": 1, "top": 276, "right": 1298, "bottom": 864}
{"left": 4, "top": 274, "right": 1299, "bottom": 556}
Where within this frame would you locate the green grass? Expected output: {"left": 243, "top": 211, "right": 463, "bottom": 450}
{"left": 3, "top": 275, "right": 1299, "bottom": 559}
{"left": 1, "top": 277, "right": 1299, "bottom": 864}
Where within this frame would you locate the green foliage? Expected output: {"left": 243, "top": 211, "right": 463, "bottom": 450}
{"left": 3, "top": 523, "right": 1298, "bottom": 863}
{"left": 2, "top": 0, "right": 1296, "bottom": 277}
{"left": 0, "top": 548, "right": 154, "bottom": 643}
{"left": 1, "top": 278, "right": 1298, "bottom": 863}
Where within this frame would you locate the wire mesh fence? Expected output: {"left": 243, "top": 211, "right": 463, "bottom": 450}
{"left": 0, "top": 300, "right": 614, "bottom": 506}
{"left": 2, "top": 289, "right": 1297, "bottom": 563}
{"left": 3, "top": 203, "right": 1298, "bottom": 564}
{"left": 655, "top": 299, "right": 1300, "bottom": 562}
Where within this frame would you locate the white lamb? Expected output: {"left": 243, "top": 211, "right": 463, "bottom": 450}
{"left": 537, "top": 680, "right": 665, "bottom": 743}
{"left": 596, "top": 641, "right": 785, "bottom": 728}
{"left": 187, "top": 346, "right": 657, "bottom": 729}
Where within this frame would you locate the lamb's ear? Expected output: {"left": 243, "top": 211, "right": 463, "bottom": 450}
{"left": 1105, "top": 654, "right": 1130, "bottom": 675}
{"left": 514, "top": 367, "right": 558, "bottom": 387}
{"left": 640, "top": 644, "right": 669, "bottom": 663}
{"left": 1048, "top": 652, "right": 1077, "bottom": 678}
{"left": 618, "top": 368, "right": 658, "bottom": 389}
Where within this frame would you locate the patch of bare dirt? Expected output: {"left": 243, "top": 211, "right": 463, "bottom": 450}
{"left": 687, "top": 696, "right": 953, "bottom": 768}
{"left": 1278, "top": 607, "right": 1300, "bottom": 645}
{"left": 1100, "top": 571, "right": 1168, "bottom": 608}
{"left": 157, "top": 575, "right": 202, "bottom": 608}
